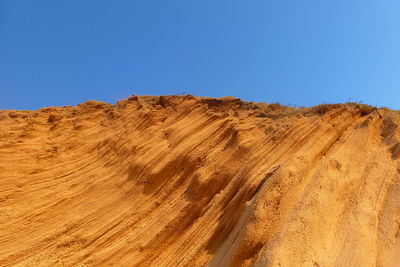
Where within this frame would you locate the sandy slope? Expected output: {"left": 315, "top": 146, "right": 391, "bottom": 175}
{"left": 0, "top": 95, "right": 399, "bottom": 266}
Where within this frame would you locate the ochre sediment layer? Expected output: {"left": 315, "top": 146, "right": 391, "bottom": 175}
{"left": 0, "top": 95, "right": 399, "bottom": 266}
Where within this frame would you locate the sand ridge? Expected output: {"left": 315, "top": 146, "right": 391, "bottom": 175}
{"left": 0, "top": 95, "right": 399, "bottom": 266}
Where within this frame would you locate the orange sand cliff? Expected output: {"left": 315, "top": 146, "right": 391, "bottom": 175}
{"left": 0, "top": 95, "right": 399, "bottom": 266}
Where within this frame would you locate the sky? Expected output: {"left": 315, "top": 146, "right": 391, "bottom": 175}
{"left": 1, "top": 0, "right": 400, "bottom": 110}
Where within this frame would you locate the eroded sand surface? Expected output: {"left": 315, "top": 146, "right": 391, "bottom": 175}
{"left": 0, "top": 95, "right": 399, "bottom": 266}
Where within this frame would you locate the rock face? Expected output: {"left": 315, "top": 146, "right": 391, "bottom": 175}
{"left": 0, "top": 95, "right": 399, "bottom": 266}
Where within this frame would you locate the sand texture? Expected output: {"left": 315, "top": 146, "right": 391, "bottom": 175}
{"left": 0, "top": 95, "right": 399, "bottom": 266}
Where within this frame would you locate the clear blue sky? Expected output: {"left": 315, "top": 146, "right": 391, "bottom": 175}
{"left": 1, "top": 1, "right": 400, "bottom": 110}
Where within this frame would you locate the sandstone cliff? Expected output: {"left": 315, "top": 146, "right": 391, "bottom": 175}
{"left": 0, "top": 95, "right": 399, "bottom": 266}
